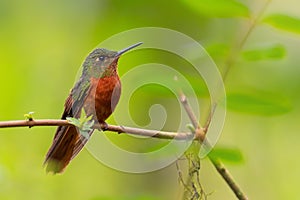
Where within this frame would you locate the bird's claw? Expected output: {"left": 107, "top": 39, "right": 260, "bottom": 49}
{"left": 100, "top": 122, "right": 108, "bottom": 131}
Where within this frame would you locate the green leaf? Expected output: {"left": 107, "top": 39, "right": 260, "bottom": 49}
{"left": 186, "top": 123, "right": 196, "bottom": 132}
{"left": 66, "top": 117, "right": 81, "bottom": 127}
{"left": 79, "top": 130, "right": 90, "bottom": 140}
{"left": 66, "top": 109, "right": 95, "bottom": 139}
{"left": 209, "top": 146, "right": 244, "bottom": 164}
{"left": 82, "top": 120, "right": 94, "bottom": 131}
{"left": 24, "top": 111, "right": 34, "bottom": 120}
{"left": 227, "top": 91, "right": 292, "bottom": 116}
{"left": 263, "top": 14, "right": 300, "bottom": 34}
{"left": 181, "top": 0, "right": 250, "bottom": 18}
{"left": 242, "top": 44, "right": 286, "bottom": 61}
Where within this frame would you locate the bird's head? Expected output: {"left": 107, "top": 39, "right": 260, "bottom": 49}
{"left": 82, "top": 42, "right": 142, "bottom": 78}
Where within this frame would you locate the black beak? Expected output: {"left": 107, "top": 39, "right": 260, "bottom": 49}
{"left": 115, "top": 42, "right": 143, "bottom": 57}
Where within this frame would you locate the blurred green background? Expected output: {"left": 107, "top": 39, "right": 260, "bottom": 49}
{"left": 1, "top": 0, "right": 300, "bottom": 199}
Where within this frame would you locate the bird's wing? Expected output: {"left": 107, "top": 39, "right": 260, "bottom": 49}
{"left": 64, "top": 77, "right": 91, "bottom": 119}
{"left": 69, "top": 78, "right": 96, "bottom": 159}
{"left": 52, "top": 77, "right": 91, "bottom": 139}
{"left": 44, "top": 77, "right": 92, "bottom": 171}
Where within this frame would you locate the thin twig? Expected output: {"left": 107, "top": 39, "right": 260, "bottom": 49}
{"left": 210, "top": 158, "right": 247, "bottom": 200}
{"left": 222, "top": 0, "right": 272, "bottom": 82}
{"left": 0, "top": 119, "right": 69, "bottom": 128}
{"left": 207, "top": 2, "right": 272, "bottom": 197}
{"left": 179, "top": 92, "right": 201, "bottom": 130}
{"left": 179, "top": 93, "right": 208, "bottom": 200}
{"left": 238, "top": 0, "right": 272, "bottom": 50}
{"left": 0, "top": 119, "right": 194, "bottom": 140}
{"left": 179, "top": 93, "right": 206, "bottom": 142}
{"left": 180, "top": 2, "right": 271, "bottom": 199}
{"left": 204, "top": 103, "right": 217, "bottom": 131}
{"left": 179, "top": 93, "right": 248, "bottom": 200}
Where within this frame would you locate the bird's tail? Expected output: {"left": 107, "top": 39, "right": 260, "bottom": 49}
{"left": 44, "top": 125, "right": 94, "bottom": 174}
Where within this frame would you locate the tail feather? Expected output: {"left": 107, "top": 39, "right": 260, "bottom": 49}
{"left": 71, "top": 129, "right": 95, "bottom": 160}
{"left": 44, "top": 125, "right": 79, "bottom": 174}
{"left": 44, "top": 124, "right": 95, "bottom": 174}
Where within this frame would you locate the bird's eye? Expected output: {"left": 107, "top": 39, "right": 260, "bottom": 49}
{"left": 99, "top": 56, "right": 105, "bottom": 61}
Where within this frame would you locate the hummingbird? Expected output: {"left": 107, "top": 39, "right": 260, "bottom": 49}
{"left": 44, "top": 42, "right": 143, "bottom": 173}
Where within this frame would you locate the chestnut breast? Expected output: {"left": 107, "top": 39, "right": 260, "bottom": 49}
{"left": 84, "top": 76, "right": 121, "bottom": 123}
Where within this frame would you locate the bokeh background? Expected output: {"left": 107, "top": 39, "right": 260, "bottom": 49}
{"left": 0, "top": 0, "right": 300, "bottom": 199}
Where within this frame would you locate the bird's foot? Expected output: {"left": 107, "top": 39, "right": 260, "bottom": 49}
{"left": 100, "top": 122, "right": 108, "bottom": 131}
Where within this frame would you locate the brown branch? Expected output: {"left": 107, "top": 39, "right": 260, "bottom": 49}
{"left": 203, "top": 2, "right": 272, "bottom": 198}
{"left": 0, "top": 119, "right": 70, "bottom": 128}
{"left": 0, "top": 119, "right": 194, "bottom": 140}
{"left": 210, "top": 158, "right": 248, "bottom": 200}
{"left": 179, "top": 92, "right": 201, "bottom": 130}
{"left": 179, "top": 93, "right": 207, "bottom": 142}
{"left": 208, "top": 157, "right": 248, "bottom": 200}
{"left": 0, "top": 118, "right": 246, "bottom": 199}
{"left": 0, "top": 109, "right": 246, "bottom": 199}
{"left": 179, "top": 93, "right": 248, "bottom": 200}
{"left": 178, "top": 1, "right": 271, "bottom": 199}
